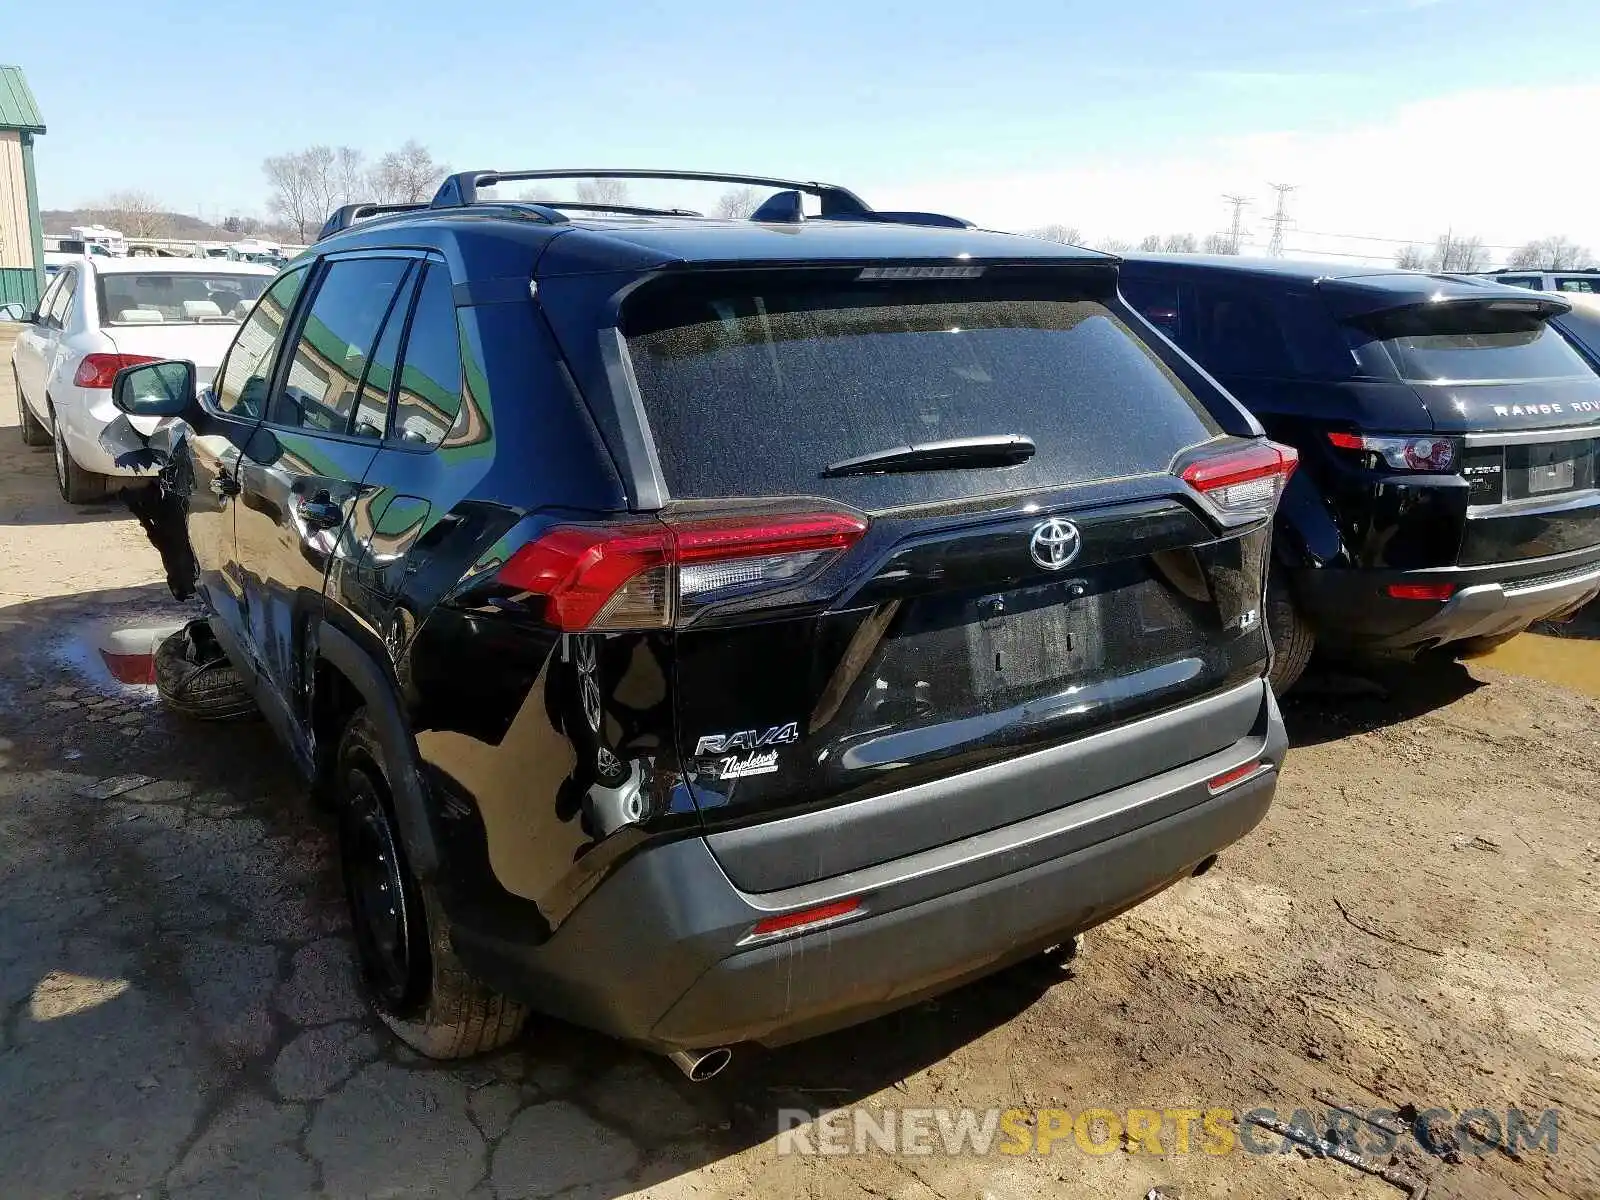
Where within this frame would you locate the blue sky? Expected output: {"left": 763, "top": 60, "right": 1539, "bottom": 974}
{"left": 11, "top": 0, "right": 1600, "bottom": 257}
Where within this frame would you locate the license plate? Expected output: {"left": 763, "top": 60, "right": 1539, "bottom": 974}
{"left": 1527, "top": 448, "right": 1577, "bottom": 495}
{"left": 970, "top": 580, "right": 1100, "bottom": 696}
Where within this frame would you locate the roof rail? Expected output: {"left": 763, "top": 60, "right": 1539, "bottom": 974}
{"left": 317, "top": 202, "right": 430, "bottom": 241}
{"left": 430, "top": 168, "right": 875, "bottom": 216}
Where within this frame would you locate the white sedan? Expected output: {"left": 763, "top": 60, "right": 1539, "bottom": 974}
{"left": 10, "top": 257, "right": 276, "bottom": 502}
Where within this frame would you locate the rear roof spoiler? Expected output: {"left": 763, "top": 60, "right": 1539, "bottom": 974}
{"left": 1317, "top": 276, "right": 1573, "bottom": 322}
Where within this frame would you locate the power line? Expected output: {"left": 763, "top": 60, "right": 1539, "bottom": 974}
{"left": 1266, "top": 183, "right": 1296, "bottom": 257}
{"left": 1222, "top": 193, "right": 1251, "bottom": 254}
{"left": 1294, "top": 227, "right": 1526, "bottom": 252}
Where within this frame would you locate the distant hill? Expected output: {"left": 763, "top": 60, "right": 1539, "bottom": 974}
{"left": 42, "top": 209, "right": 233, "bottom": 239}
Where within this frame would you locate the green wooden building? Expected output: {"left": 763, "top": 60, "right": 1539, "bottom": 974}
{"left": 0, "top": 65, "right": 46, "bottom": 310}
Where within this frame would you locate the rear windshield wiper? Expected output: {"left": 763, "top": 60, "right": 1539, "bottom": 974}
{"left": 822, "top": 435, "right": 1036, "bottom": 478}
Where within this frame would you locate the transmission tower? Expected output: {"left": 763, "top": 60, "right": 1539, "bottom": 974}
{"left": 1222, "top": 194, "right": 1251, "bottom": 253}
{"left": 1265, "top": 183, "right": 1296, "bottom": 257}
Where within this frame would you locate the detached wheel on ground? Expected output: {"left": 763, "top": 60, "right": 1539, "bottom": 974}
{"left": 336, "top": 709, "right": 528, "bottom": 1059}
{"left": 49, "top": 402, "right": 110, "bottom": 504}
{"left": 154, "top": 620, "right": 257, "bottom": 720}
{"left": 15, "top": 370, "right": 49, "bottom": 447}
{"left": 1265, "top": 570, "right": 1315, "bottom": 695}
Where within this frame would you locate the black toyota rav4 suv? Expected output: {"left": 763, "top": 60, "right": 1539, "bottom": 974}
{"left": 107, "top": 171, "right": 1290, "bottom": 1069}
{"left": 1121, "top": 256, "right": 1600, "bottom": 691}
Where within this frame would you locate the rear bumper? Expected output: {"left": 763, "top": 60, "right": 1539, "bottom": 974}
{"left": 59, "top": 384, "right": 157, "bottom": 478}
{"left": 453, "top": 680, "right": 1286, "bottom": 1052}
{"left": 1295, "top": 544, "right": 1600, "bottom": 653}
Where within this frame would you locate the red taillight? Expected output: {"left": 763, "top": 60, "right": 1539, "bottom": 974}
{"left": 496, "top": 510, "right": 869, "bottom": 631}
{"left": 1207, "top": 759, "right": 1264, "bottom": 793}
{"left": 1181, "top": 442, "right": 1298, "bottom": 519}
{"left": 1326, "top": 432, "right": 1364, "bottom": 450}
{"left": 749, "top": 896, "right": 862, "bottom": 939}
{"left": 1387, "top": 582, "right": 1456, "bottom": 601}
{"left": 74, "top": 353, "right": 159, "bottom": 389}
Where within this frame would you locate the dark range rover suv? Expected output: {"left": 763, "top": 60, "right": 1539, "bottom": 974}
{"left": 1121, "top": 256, "right": 1600, "bottom": 691}
{"left": 107, "top": 171, "right": 1291, "bottom": 1070}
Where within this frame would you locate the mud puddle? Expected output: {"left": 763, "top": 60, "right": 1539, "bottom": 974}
{"left": 1475, "top": 629, "right": 1600, "bottom": 699}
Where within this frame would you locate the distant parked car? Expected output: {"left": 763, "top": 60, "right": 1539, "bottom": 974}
{"left": 9, "top": 257, "right": 276, "bottom": 501}
{"left": 1121, "top": 256, "right": 1600, "bottom": 690}
{"left": 1479, "top": 267, "right": 1600, "bottom": 301}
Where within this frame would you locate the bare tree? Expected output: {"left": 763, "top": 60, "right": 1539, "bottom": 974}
{"left": 1029, "top": 224, "right": 1083, "bottom": 245}
{"left": 1137, "top": 234, "right": 1163, "bottom": 252}
{"left": 1097, "top": 237, "right": 1132, "bottom": 253}
{"left": 1508, "top": 236, "right": 1595, "bottom": 270}
{"left": 575, "top": 178, "right": 632, "bottom": 207}
{"left": 1161, "top": 233, "right": 1198, "bottom": 253}
{"left": 92, "top": 191, "right": 171, "bottom": 239}
{"left": 223, "top": 214, "right": 263, "bottom": 236}
{"left": 263, "top": 146, "right": 368, "bottom": 242}
{"left": 1428, "top": 231, "right": 1489, "bottom": 274}
{"left": 714, "top": 187, "right": 763, "bottom": 219}
{"left": 1395, "top": 244, "right": 1429, "bottom": 270}
{"left": 370, "top": 140, "right": 449, "bottom": 205}
{"left": 1202, "top": 232, "right": 1239, "bottom": 255}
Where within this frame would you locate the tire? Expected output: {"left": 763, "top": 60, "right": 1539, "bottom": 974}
{"left": 49, "top": 401, "right": 110, "bottom": 504}
{"left": 336, "top": 709, "right": 528, "bottom": 1059}
{"left": 15, "top": 369, "right": 49, "bottom": 446}
{"left": 1265, "top": 569, "right": 1315, "bottom": 696}
{"left": 154, "top": 622, "right": 257, "bottom": 720}
{"left": 1450, "top": 631, "right": 1521, "bottom": 658}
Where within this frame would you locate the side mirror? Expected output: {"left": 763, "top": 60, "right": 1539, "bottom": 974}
{"left": 113, "top": 360, "right": 197, "bottom": 418}
{"left": 0, "top": 302, "right": 29, "bottom": 322}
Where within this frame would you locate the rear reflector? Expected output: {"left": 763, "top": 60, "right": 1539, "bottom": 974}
{"left": 1207, "top": 760, "right": 1263, "bottom": 793}
{"left": 1181, "top": 442, "right": 1298, "bottom": 520}
{"left": 497, "top": 510, "right": 869, "bottom": 631}
{"left": 748, "top": 896, "right": 862, "bottom": 939}
{"left": 1387, "top": 582, "right": 1456, "bottom": 601}
{"left": 74, "top": 353, "right": 160, "bottom": 389}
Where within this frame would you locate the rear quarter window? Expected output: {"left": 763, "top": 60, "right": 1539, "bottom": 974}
{"left": 622, "top": 271, "right": 1222, "bottom": 510}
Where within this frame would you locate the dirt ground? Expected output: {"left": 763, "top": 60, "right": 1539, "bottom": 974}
{"left": 1, "top": 326, "right": 1597, "bottom": 1199}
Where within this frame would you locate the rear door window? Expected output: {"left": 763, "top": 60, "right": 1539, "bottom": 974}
{"left": 1497, "top": 276, "right": 1543, "bottom": 291}
{"left": 621, "top": 270, "right": 1222, "bottom": 509}
{"left": 271, "top": 257, "right": 412, "bottom": 434}
{"left": 389, "top": 263, "right": 463, "bottom": 449}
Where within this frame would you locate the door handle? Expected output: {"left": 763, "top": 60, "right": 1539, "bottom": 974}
{"left": 297, "top": 497, "right": 344, "bottom": 530}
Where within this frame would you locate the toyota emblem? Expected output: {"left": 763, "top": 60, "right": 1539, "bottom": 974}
{"left": 1029, "top": 518, "right": 1082, "bottom": 570}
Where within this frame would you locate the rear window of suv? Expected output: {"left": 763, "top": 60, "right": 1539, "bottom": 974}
{"left": 621, "top": 270, "right": 1222, "bottom": 509}
{"left": 1365, "top": 305, "right": 1598, "bottom": 384}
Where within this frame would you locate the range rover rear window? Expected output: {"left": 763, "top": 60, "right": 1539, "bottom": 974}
{"left": 622, "top": 270, "right": 1222, "bottom": 510}
{"left": 1365, "top": 304, "right": 1597, "bottom": 385}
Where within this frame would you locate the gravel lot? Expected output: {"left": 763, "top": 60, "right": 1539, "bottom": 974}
{"left": 2, "top": 325, "right": 1596, "bottom": 1199}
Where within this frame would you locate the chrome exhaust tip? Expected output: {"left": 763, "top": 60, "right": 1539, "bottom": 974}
{"left": 666, "top": 1046, "right": 732, "bottom": 1082}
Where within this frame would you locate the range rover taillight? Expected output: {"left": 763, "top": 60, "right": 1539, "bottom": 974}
{"left": 1181, "top": 441, "right": 1298, "bottom": 521}
{"left": 496, "top": 510, "right": 869, "bottom": 631}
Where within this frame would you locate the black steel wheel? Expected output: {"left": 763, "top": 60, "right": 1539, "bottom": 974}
{"left": 335, "top": 709, "right": 528, "bottom": 1058}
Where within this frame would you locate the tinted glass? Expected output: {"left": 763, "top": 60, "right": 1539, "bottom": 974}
{"left": 1120, "top": 277, "right": 1186, "bottom": 342}
{"left": 623, "top": 272, "right": 1222, "bottom": 508}
{"left": 390, "top": 264, "right": 463, "bottom": 449}
{"left": 1556, "top": 278, "right": 1599, "bottom": 294}
{"left": 34, "top": 272, "right": 66, "bottom": 323}
{"left": 1193, "top": 283, "right": 1354, "bottom": 379}
{"left": 96, "top": 272, "right": 270, "bottom": 326}
{"left": 1372, "top": 307, "right": 1597, "bottom": 383}
{"left": 1497, "top": 277, "right": 1542, "bottom": 291}
{"left": 48, "top": 270, "right": 78, "bottom": 327}
{"left": 352, "top": 265, "right": 417, "bottom": 440}
{"left": 273, "top": 258, "right": 411, "bottom": 434}
{"left": 215, "top": 268, "right": 308, "bottom": 417}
